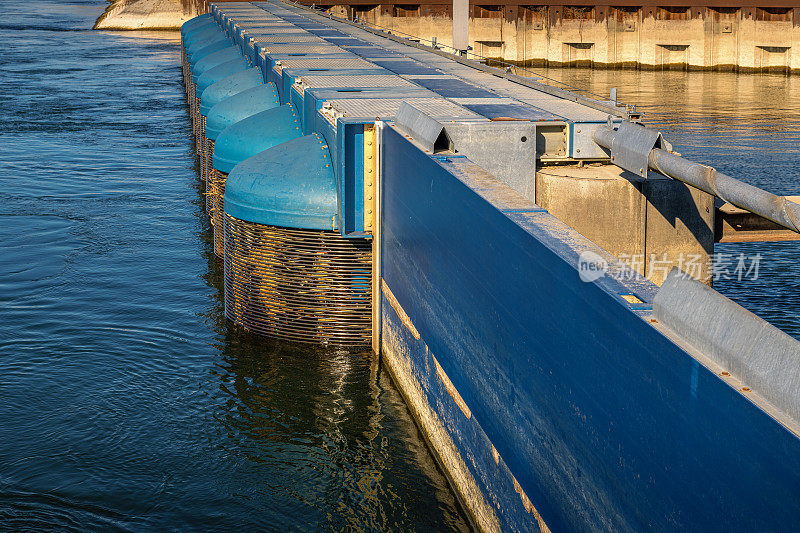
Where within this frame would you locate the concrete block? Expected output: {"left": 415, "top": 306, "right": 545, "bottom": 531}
{"left": 643, "top": 176, "right": 714, "bottom": 285}
{"left": 536, "top": 164, "right": 715, "bottom": 286}
{"left": 536, "top": 165, "right": 646, "bottom": 275}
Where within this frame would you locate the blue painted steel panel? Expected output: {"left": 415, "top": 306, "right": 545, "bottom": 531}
{"left": 288, "top": 85, "right": 304, "bottom": 128}
{"left": 224, "top": 134, "right": 337, "bottom": 230}
{"left": 463, "top": 102, "right": 563, "bottom": 121}
{"left": 205, "top": 82, "right": 280, "bottom": 141}
{"left": 380, "top": 298, "right": 537, "bottom": 532}
{"left": 371, "top": 59, "right": 441, "bottom": 75}
{"left": 414, "top": 77, "right": 498, "bottom": 98}
{"left": 380, "top": 125, "right": 800, "bottom": 531}
{"left": 241, "top": 39, "right": 259, "bottom": 65}
{"left": 199, "top": 67, "right": 263, "bottom": 116}
{"left": 336, "top": 121, "right": 365, "bottom": 237}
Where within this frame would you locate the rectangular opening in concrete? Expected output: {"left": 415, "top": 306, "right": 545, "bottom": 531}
{"left": 657, "top": 44, "right": 689, "bottom": 70}
{"left": 564, "top": 42, "right": 594, "bottom": 66}
{"left": 756, "top": 45, "right": 790, "bottom": 71}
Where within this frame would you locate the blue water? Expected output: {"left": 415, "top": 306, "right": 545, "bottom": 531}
{"left": 537, "top": 67, "right": 800, "bottom": 338}
{"left": 0, "top": 0, "right": 467, "bottom": 529}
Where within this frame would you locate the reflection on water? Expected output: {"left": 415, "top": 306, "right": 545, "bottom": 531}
{"left": 531, "top": 68, "right": 800, "bottom": 339}
{"left": 0, "top": 0, "right": 468, "bottom": 529}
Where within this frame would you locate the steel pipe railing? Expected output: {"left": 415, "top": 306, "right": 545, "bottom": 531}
{"left": 593, "top": 125, "right": 800, "bottom": 234}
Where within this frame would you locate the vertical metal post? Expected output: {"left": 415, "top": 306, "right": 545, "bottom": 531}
{"left": 371, "top": 121, "right": 384, "bottom": 355}
{"left": 453, "top": 0, "right": 469, "bottom": 55}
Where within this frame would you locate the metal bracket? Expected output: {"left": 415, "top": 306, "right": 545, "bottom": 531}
{"left": 609, "top": 119, "right": 668, "bottom": 178}
{"left": 394, "top": 102, "right": 452, "bottom": 153}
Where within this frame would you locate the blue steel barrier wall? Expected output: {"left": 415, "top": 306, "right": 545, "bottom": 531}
{"left": 379, "top": 125, "right": 800, "bottom": 531}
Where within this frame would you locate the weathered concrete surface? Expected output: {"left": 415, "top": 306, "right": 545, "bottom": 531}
{"left": 536, "top": 164, "right": 714, "bottom": 285}
{"left": 94, "top": 0, "right": 196, "bottom": 30}
{"left": 319, "top": 4, "right": 800, "bottom": 73}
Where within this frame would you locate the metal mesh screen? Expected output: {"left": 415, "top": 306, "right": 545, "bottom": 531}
{"left": 194, "top": 96, "right": 202, "bottom": 155}
{"left": 200, "top": 115, "right": 207, "bottom": 182}
{"left": 204, "top": 139, "right": 214, "bottom": 185}
{"left": 224, "top": 214, "right": 372, "bottom": 346}
{"left": 211, "top": 169, "right": 226, "bottom": 258}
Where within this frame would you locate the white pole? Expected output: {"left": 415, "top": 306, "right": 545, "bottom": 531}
{"left": 452, "top": 0, "right": 469, "bottom": 55}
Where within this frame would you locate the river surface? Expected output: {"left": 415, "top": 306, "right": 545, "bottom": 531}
{"left": 0, "top": 0, "right": 467, "bottom": 529}
{"left": 1, "top": 1, "right": 799, "bottom": 530}
{"left": 532, "top": 67, "right": 800, "bottom": 337}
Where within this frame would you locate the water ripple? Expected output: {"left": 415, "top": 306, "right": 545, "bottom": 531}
{"left": 0, "top": 0, "right": 468, "bottom": 529}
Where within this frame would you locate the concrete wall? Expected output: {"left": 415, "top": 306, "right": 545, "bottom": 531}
{"left": 310, "top": 3, "right": 800, "bottom": 73}
{"left": 94, "top": 0, "right": 202, "bottom": 30}
{"left": 535, "top": 164, "right": 716, "bottom": 286}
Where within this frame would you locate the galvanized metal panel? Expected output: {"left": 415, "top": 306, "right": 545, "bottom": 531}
{"left": 370, "top": 59, "right": 442, "bottom": 76}
{"left": 259, "top": 44, "right": 346, "bottom": 55}
{"left": 272, "top": 57, "right": 375, "bottom": 70}
{"left": 240, "top": 26, "right": 304, "bottom": 34}
{"left": 654, "top": 268, "right": 800, "bottom": 422}
{"left": 413, "top": 77, "right": 498, "bottom": 99}
{"left": 326, "top": 97, "right": 482, "bottom": 120}
{"left": 444, "top": 122, "right": 539, "bottom": 200}
{"left": 297, "top": 74, "right": 416, "bottom": 89}
{"left": 247, "top": 34, "right": 325, "bottom": 43}
{"left": 341, "top": 46, "right": 405, "bottom": 59}
{"left": 394, "top": 102, "right": 449, "bottom": 153}
{"left": 462, "top": 102, "right": 562, "bottom": 122}
{"left": 307, "top": 29, "right": 348, "bottom": 37}
{"left": 323, "top": 37, "right": 367, "bottom": 47}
